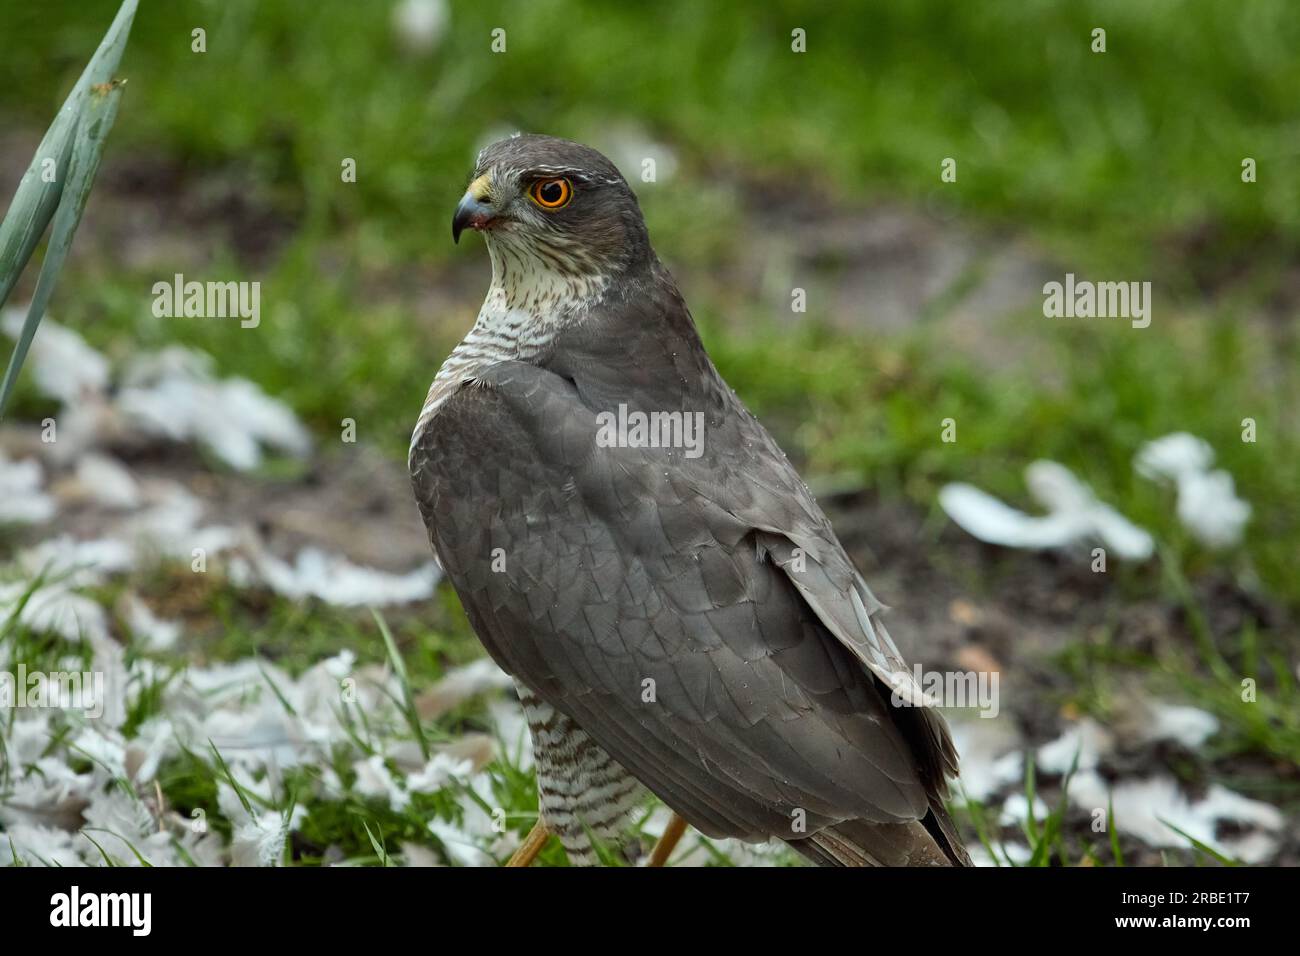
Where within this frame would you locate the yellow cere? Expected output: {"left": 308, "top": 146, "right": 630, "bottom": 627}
{"left": 468, "top": 173, "right": 492, "bottom": 202}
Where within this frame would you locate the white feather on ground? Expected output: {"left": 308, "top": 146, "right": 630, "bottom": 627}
{"left": 940, "top": 460, "right": 1154, "bottom": 559}
{"left": 1135, "top": 432, "right": 1251, "bottom": 548}
{"left": 2, "top": 311, "right": 311, "bottom": 470}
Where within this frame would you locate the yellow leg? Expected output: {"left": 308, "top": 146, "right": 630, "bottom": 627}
{"left": 647, "top": 813, "right": 688, "bottom": 867}
{"left": 505, "top": 820, "right": 550, "bottom": 867}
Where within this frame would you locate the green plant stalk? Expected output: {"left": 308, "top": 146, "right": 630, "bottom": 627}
{"left": 0, "top": 0, "right": 137, "bottom": 416}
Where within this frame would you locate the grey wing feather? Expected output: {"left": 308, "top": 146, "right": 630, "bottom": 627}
{"left": 411, "top": 350, "right": 958, "bottom": 843}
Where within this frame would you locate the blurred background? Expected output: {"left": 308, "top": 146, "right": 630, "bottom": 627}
{"left": 0, "top": 0, "right": 1296, "bottom": 867}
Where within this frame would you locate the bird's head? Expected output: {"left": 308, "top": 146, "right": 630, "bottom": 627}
{"left": 452, "top": 134, "right": 651, "bottom": 288}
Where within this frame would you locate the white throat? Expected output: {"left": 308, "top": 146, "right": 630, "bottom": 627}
{"left": 484, "top": 232, "right": 609, "bottom": 314}
{"left": 410, "top": 240, "right": 608, "bottom": 452}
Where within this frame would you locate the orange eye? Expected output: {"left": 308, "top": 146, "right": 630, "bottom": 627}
{"left": 529, "top": 177, "right": 572, "bottom": 209}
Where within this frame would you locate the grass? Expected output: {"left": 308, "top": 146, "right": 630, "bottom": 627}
{"left": 5, "top": 0, "right": 1298, "bottom": 267}
{"left": 4, "top": 1, "right": 1297, "bottom": 485}
{"left": 6, "top": 551, "right": 1286, "bottom": 865}
{"left": 712, "top": 310, "right": 1299, "bottom": 606}
{"left": 2, "top": 0, "right": 1298, "bottom": 446}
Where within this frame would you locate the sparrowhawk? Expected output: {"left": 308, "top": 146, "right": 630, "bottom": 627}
{"left": 409, "top": 134, "right": 971, "bottom": 867}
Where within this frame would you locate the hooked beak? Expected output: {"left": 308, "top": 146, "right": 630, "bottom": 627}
{"left": 452, "top": 174, "right": 495, "bottom": 243}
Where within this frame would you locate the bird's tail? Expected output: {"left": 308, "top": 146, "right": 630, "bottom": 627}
{"left": 792, "top": 801, "right": 973, "bottom": 867}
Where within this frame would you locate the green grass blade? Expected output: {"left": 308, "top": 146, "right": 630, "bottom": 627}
{"left": 208, "top": 739, "right": 254, "bottom": 816}
{"left": 362, "top": 820, "right": 391, "bottom": 866}
{"left": 371, "top": 608, "right": 431, "bottom": 760}
{"left": 1108, "top": 796, "right": 1124, "bottom": 867}
{"left": 258, "top": 662, "right": 299, "bottom": 716}
{"left": 1159, "top": 819, "right": 1240, "bottom": 866}
{"left": 83, "top": 828, "right": 154, "bottom": 867}
{"left": 80, "top": 830, "right": 120, "bottom": 867}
